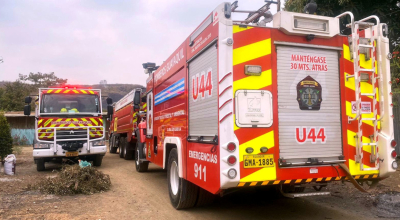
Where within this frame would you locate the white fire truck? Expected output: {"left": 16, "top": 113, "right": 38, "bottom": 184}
{"left": 24, "top": 86, "right": 111, "bottom": 171}
{"left": 136, "top": 1, "right": 396, "bottom": 209}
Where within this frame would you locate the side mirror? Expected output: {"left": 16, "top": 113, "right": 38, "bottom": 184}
{"left": 107, "top": 105, "right": 113, "bottom": 118}
{"left": 24, "top": 105, "right": 31, "bottom": 116}
{"left": 106, "top": 97, "right": 113, "bottom": 105}
{"left": 133, "top": 91, "right": 141, "bottom": 105}
{"left": 25, "top": 96, "right": 32, "bottom": 104}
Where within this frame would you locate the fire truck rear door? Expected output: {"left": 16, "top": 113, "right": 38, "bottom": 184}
{"left": 277, "top": 45, "right": 343, "bottom": 165}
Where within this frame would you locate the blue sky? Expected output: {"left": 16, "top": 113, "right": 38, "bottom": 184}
{"left": 0, "top": 0, "right": 281, "bottom": 86}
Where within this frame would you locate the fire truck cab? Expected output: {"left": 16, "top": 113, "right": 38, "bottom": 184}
{"left": 139, "top": 1, "right": 395, "bottom": 209}
{"left": 24, "top": 86, "right": 108, "bottom": 171}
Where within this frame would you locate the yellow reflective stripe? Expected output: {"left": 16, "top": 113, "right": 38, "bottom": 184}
{"left": 364, "top": 175, "right": 370, "bottom": 179}
{"left": 81, "top": 90, "right": 87, "bottom": 94}
{"left": 99, "top": 118, "right": 103, "bottom": 123}
{"left": 326, "top": 177, "right": 332, "bottom": 181}
{"left": 316, "top": 178, "right": 323, "bottom": 182}
{"left": 306, "top": 178, "right": 313, "bottom": 183}
{"left": 73, "top": 90, "right": 79, "bottom": 94}
{"left": 250, "top": 182, "right": 258, "bottom": 186}
{"left": 238, "top": 182, "right": 245, "bottom": 187}
{"left": 73, "top": 118, "right": 84, "bottom": 127}
{"left": 261, "top": 181, "right": 269, "bottom": 185}
{"left": 239, "top": 131, "right": 274, "bottom": 162}
{"left": 63, "top": 90, "right": 70, "bottom": 93}
{"left": 284, "top": 180, "right": 291, "bottom": 184}
{"left": 43, "top": 119, "right": 53, "bottom": 127}
{"left": 90, "top": 118, "right": 98, "bottom": 126}
{"left": 273, "top": 181, "right": 280, "bottom": 185}
{"left": 89, "top": 90, "right": 94, "bottom": 94}
{"left": 233, "top": 69, "right": 272, "bottom": 91}
{"left": 233, "top": 39, "right": 271, "bottom": 65}
{"left": 233, "top": 25, "right": 253, "bottom": 34}
{"left": 55, "top": 89, "right": 62, "bottom": 93}
{"left": 349, "top": 159, "right": 378, "bottom": 175}
{"left": 295, "top": 179, "right": 302, "bottom": 183}
{"left": 47, "top": 90, "right": 53, "bottom": 93}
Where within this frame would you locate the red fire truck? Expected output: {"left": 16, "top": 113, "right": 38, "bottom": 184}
{"left": 135, "top": 1, "right": 396, "bottom": 209}
{"left": 108, "top": 88, "right": 147, "bottom": 164}
{"left": 24, "top": 86, "right": 110, "bottom": 171}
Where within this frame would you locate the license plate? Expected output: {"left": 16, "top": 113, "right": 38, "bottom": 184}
{"left": 243, "top": 154, "right": 274, "bottom": 168}
{"left": 66, "top": 151, "right": 79, "bottom": 157}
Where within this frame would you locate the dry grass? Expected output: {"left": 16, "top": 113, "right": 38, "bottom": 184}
{"left": 28, "top": 165, "right": 111, "bottom": 195}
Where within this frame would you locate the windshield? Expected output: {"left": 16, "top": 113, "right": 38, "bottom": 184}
{"left": 40, "top": 94, "right": 100, "bottom": 114}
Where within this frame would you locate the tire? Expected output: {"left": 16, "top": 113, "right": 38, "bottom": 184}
{"left": 196, "top": 188, "right": 215, "bottom": 207}
{"left": 168, "top": 149, "right": 198, "bottom": 209}
{"left": 109, "top": 135, "right": 117, "bottom": 153}
{"left": 119, "top": 137, "right": 125, "bottom": 158}
{"left": 93, "top": 155, "right": 103, "bottom": 167}
{"left": 36, "top": 159, "right": 45, "bottom": 171}
{"left": 135, "top": 136, "right": 149, "bottom": 172}
{"left": 124, "top": 138, "right": 134, "bottom": 160}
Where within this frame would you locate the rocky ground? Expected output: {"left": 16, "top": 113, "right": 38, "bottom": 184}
{"left": 1, "top": 146, "right": 400, "bottom": 220}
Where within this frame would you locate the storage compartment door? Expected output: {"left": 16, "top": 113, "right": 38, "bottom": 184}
{"left": 277, "top": 46, "right": 342, "bottom": 164}
{"left": 188, "top": 44, "right": 218, "bottom": 138}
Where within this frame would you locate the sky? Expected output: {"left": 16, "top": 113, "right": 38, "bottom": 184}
{"left": 0, "top": 0, "right": 283, "bottom": 86}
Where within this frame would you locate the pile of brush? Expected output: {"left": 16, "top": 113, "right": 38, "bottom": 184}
{"left": 29, "top": 165, "right": 111, "bottom": 195}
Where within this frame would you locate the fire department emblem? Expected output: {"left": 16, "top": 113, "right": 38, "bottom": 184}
{"left": 296, "top": 75, "right": 322, "bottom": 110}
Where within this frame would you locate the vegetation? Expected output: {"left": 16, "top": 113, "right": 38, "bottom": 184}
{"left": 0, "top": 112, "right": 13, "bottom": 164}
{"left": 29, "top": 165, "right": 111, "bottom": 195}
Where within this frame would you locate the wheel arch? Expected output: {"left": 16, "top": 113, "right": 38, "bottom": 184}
{"left": 163, "top": 137, "right": 183, "bottom": 178}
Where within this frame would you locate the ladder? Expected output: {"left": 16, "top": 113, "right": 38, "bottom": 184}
{"left": 346, "top": 16, "right": 382, "bottom": 171}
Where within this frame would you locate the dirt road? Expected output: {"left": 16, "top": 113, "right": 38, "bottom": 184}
{"left": 1, "top": 147, "right": 400, "bottom": 219}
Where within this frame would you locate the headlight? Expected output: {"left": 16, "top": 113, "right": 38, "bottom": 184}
{"left": 34, "top": 143, "right": 54, "bottom": 149}
{"left": 91, "top": 139, "right": 105, "bottom": 146}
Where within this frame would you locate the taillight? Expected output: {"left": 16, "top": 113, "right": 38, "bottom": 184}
{"left": 227, "top": 156, "right": 237, "bottom": 165}
{"left": 227, "top": 142, "right": 236, "bottom": 152}
{"left": 391, "top": 150, "right": 397, "bottom": 158}
{"left": 391, "top": 140, "right": 397, "bottom": 148}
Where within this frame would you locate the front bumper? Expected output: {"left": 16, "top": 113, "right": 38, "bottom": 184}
{"left": 33, "top": 144, "right": 106, "bottom": 158}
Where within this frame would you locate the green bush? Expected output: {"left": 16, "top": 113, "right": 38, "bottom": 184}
{"left": 0, "top": 112, "right": 13, "bottom": 162}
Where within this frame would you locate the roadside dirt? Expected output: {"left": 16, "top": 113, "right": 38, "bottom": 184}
{"left": 1, "top": 146, "right": 400, "bottom": 220}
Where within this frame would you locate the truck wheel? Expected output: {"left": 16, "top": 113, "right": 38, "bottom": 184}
{"left": 196, "top": 188, "right": 215, "bottom": 207}
{"left": 168, "top": 149, "right": 198, "bottom": 209}
{"left": 93, "top": 155, "right": 103, "bottom": 167}
{"left": 37, "top": 159, "right": 45, "bottom": 171}
{"left": 135, "top": 140, "right": 149, "bottom": 172}
{"left": 109, "top": 135, "right": 117, "bottom": 153}
{"left": 124, "top": 138, "right": 134, "bottom": 160}
{"left": 119, "top": 137, "right": 125, "bottom": 158}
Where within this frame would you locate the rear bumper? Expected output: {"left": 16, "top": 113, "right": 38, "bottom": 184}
{"left": 33, "top": 145, "right": 107, "bottom": 158}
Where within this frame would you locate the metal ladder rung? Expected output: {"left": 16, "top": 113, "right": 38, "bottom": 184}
{"left": 362, "top": 143, "right": 377, "bottom": 146}
{"left": 362, "top": 118, "right": 376, "bottom": 121}
{"left": 360, "top": 69, "right": 375, "bottom": 72}
{"left": 361, "top": 93, "right": 374, "bottom": 96}
{"left": 359, "top": 44, "right": 373, "bottom": 48}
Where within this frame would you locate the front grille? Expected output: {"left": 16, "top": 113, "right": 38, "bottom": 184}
{"left": 56, "top": 129, "right": 87, "bottom": 140}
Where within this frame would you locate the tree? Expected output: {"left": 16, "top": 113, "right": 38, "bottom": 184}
{"left": 284, "top": 0, "right": 400, "bottom": 49}
{"left": 0, "top": 112, "right": 13, "bottom": 164}
{"left": 19, "top": 72, "right": 67, "bottom": 88}
{"left": 285, "top": 0, "right": 400, "bottom": 98}
{"left": 0, "top": 80, "right": 30, "bottom": 111}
